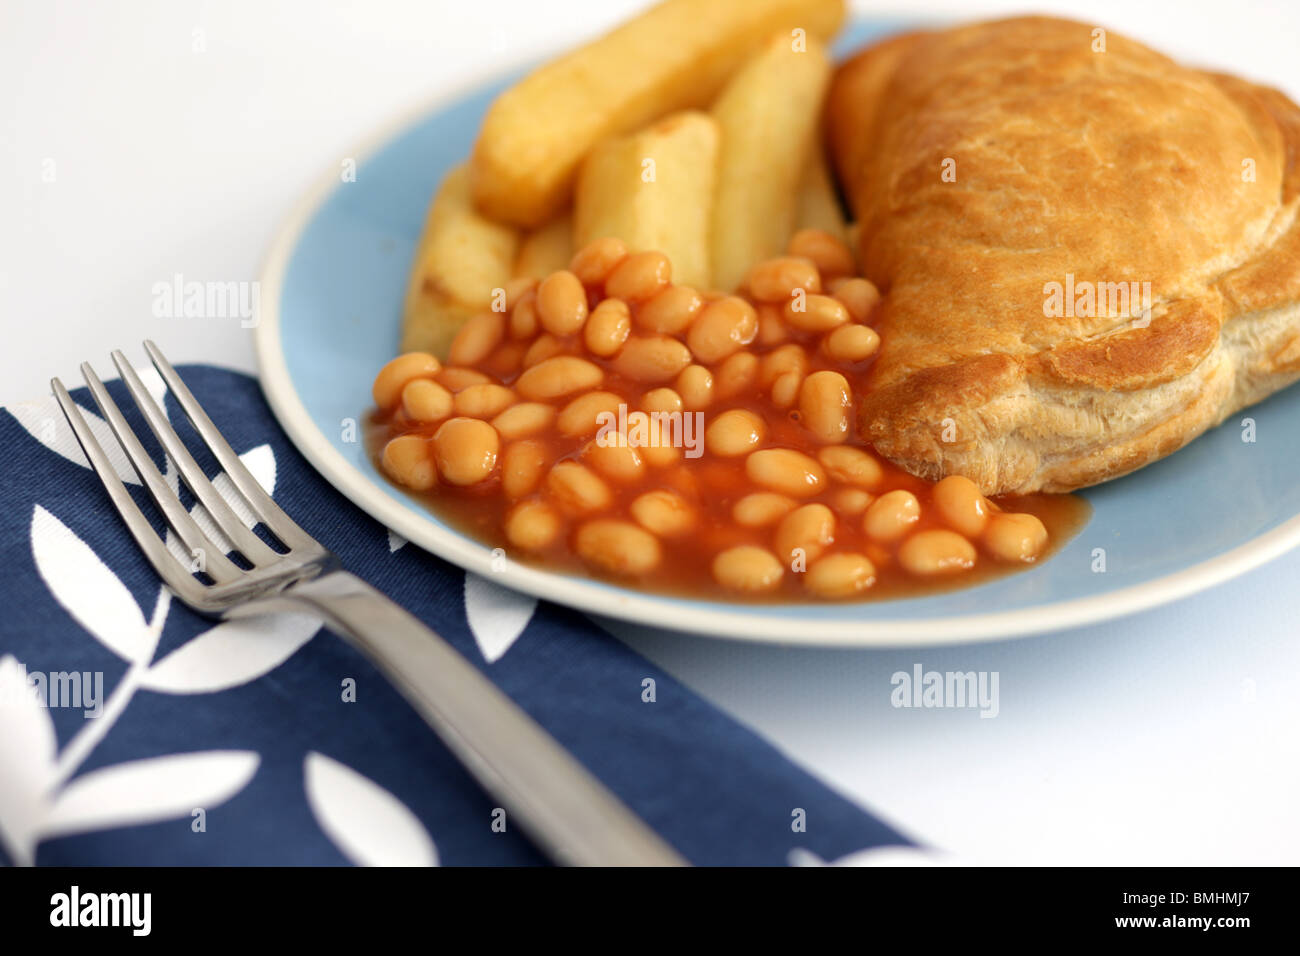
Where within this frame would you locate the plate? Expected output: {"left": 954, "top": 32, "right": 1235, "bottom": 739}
{"left": 254, "top": 18, "right": 1300, "bottom": 646}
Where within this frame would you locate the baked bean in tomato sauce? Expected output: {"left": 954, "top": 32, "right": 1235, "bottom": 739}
{"left": 368, "top": 233, "right": 1089, "bottom": 602}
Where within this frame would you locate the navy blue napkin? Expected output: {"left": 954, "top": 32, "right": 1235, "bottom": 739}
{"left": 0, "top": 365, "right": 909, "bottom": 866}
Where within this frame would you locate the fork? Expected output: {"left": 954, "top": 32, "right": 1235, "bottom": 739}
{"left": 51, "top": 340, "right": 687, "bottom": 867}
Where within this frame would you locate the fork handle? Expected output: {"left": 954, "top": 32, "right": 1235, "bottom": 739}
{"left": 256, "top": 570, "right": 687, "bottom": 867}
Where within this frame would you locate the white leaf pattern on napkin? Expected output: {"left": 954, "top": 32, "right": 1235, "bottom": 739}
{"left": 136, "top": 364, "right": 171, "bottom": 420}
{"left": 9, "top": 396, "right": 141, "bottom": 485}
{"left": 387, "top": 529, "right": 407, "bottom": 552}
{"left": 5, "top": 377, "right": 467, "bottom": 866}
{"left": 304, "top": 752, "right": 437, "bottom": 867}
{"left": 140, "top": 614, "right": 320, "bottom": 694}
{"left": 164, "top": 443, "right": 277, "bottom": 563}
{"left": 0, "top": 656, "right": 59, "bottom": 866}
{"left": 40, "top": 751, "right": 260, "bottom": 839}
{"left": 30, "top": 505, "right": 152, "bottom": 663}
{"left": 219, "top": 442, "right": 277, "bottom": 506}
{"left": 464, "top": 573, "right": 536, "bottom": 663}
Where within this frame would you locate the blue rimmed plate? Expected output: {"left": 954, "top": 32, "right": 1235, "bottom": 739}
{"left": 254, "top": 19, "right": 1300, "bottom": 645}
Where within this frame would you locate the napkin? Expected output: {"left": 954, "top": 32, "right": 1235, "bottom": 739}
{"left": 0, "top": 365, "right": 910, "bottom": 866}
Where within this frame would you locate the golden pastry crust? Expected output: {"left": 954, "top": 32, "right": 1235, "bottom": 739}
{"left": 828, "top": 16, "right": 1300, "bottom": 494}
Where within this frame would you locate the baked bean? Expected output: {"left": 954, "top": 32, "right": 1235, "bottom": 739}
{"left": 756, "top": 303, "right": 789, "bottom": 346}
{"left": 712, "top": 545, "right": 784, "bottom": 593}
{"left": 433, "top": 417, "right": 499, "bottom": 486}
{"left": 933, "top": 475, "right": 990, "bottom": 538}
{"left": 786, "top": 228, "right": 855, "bottom": 280}
{"left": 501, "top": 439, "right": 548, "bottom": 499}
{"left": 830, "top": 487, "right": 873, "bottom": 516}
{"left": 504, "top": 499, "right": 562, "bottom": 551}
{"left": 865, "top": 542, "right": 893, "bottom": 569}
{"left": 510, "top": 293, "right": 539, "bottom": 340}
{"left": 638, "top": 414, "right": 682, "bottom": 468}
{"left": 545, "top": 460, "right": 613, "bottom": 514}
{"left": 373, "top": 352, "right": 441, "bottom": 410}
{"left": 536, "top": 270, "right": 589, "bottom": 336}
{"left": 400, "top": 378, "right": 453, "bottom": 422}
{"left": 714, "top": 352, "right": 758, "bottom": 399}
{"left": 805, "top": 553, "right": 877, "bottom": 598}
{"left": 774, "top": 503, "right": 835, "bottom": 565}
{"left": 758, "top": 344, "right": 809, "bottom": 387}
{"left": 898, "top": 529, "right": 977, "bottom": 575}
{"left": 822, "top": 324, "right": 880, "bottom": 363}
{"left": 583, "top": 433, "right": 645, "bottom": 483}
{"left": 605, "top": 250, "right": 671, "bottom": 301}
{"left": 675, "top": 364, "right": 714, "bottom": 410}
{"left": 687, "top": 296, "right": 758, "bottom": 363}
{"left": 437, "top": 367, "right": 493, "bottom": 391}
{"left": 770, "top": 369, "right": 802, "bottom": 408}
{"left": 381, "top": 434, "right": 436, "bottom": 491}
{"left": 746, "top": 448, "right": 825, "bottom": 496}
{"left": 829, "top": 277, "right": 881, "bottom": 323}
{"left": 449, "top": 311, "right": 506, "bottom": 366}
{"left": 745, "top": 256, "right": 820, "bottom": 302}
{"left": 817, "top": 446, "right": 883, "bottom": 488}
{"left": 502, "top": 276, "right": 536, "bottom": 312}
{"left": 705, "top": 409, "right": 766, "bottom": 457}
{"left": 612, "top": 335, "right": 692, "bottom": 382}
{"left": 569, "top": 237, "right": 628, "bottom": 286}
{"left": 453, "top": 383, "right": 516, "bottom": 419}
{"left": 556, "top": 390, "right": 624, "bottom": 437}
{"left": 638, "top": 285, "right": 703, "bottom": 334}
{"left": 863, "top": 490, "right": 920, "bottom": 541}
{"left": 372, "top": 236, "right": 1066, "bottom": 604}
{"left": 491, "top": 402, "right": 555, "bottom": 440}
{"left": 798, "top": 371, "right": 851, "bottom": 443}
{"left": 583, "top": 298, "right": 631, "bottom": 357}
{"left": 575, "top": 519, "right": 661, "bottom": 575}
{"left": 516, "top": 355, "right": 604, "bottom": 400}
{"left": 640, "top": 387, "right": 683, "bottom": 414}
{"left": 783, "top": 293, "right": 850, "bottom": 333}
{"left": 732, "top": 492, "right": 797, "bottom": 527}
{"left": 522, "top": 333, "right": 564, "bottom": 368}
{"left": 630, "top": 489, "right": 695, "bottom": 537}
{"left": 482, "top": 341, "right": 526, "bottom": 380}
{"left": 983, "top": 512, "right": 1048, "bottom": 563}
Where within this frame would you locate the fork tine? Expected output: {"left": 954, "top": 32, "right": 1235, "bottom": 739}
{"left": 111, "top": 351, "right": 280, "bottom": 565}
{"left": 79, "top": 362, "right": 242, "bottom": 584}
{"left": 142, "top": 340, "right": 317, "bottom": 552}
{"left": 52, "top": 378, "right": 215, "bottom": 606}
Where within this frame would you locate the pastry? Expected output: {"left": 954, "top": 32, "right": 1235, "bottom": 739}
{"left": 828, "top": 16, "right": 1300, "bottom": 494}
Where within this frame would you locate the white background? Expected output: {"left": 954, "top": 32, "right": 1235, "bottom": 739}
{"left": 4, "top": 0, "right": 1299, "bottom": 863}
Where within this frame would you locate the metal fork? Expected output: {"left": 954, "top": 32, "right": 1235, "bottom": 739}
{"left": 51, "top": 340, "right": 686, "bottom": 867}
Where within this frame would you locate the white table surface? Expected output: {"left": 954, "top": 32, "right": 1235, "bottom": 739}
{"left": 5, "top": 0, "right": 1298, "bottom": 864}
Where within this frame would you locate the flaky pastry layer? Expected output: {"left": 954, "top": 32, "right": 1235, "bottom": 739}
{"left": 828, "top": 16, "right": 1300, "bottom": 493}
